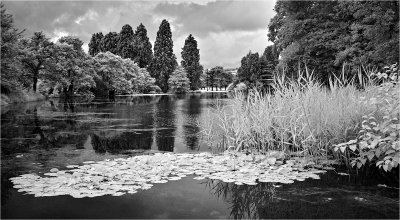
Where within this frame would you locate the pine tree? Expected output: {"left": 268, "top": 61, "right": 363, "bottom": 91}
{"left": 133, "top": 23, "right": 153, "bottom": 68}
{"left": 117, "top": 24, "right": 135, "bottom": 59}
{"left": 181, "top": 34, "right": 202, "bottom": 90}
{"left": 100, "top": 32, "right": 118, "bottom": 55}
{"left": 149, "top": 19, "right": 177, "bottom": 93}
{"left": 88, "top": 32, "right": 103, "bottom": 56}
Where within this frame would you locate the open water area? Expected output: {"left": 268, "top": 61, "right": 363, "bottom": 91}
{"left": 1, "top": 93, "right": 399, "bottom": 219}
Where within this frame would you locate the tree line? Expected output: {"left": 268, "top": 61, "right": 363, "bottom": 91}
{"left": 235, "top": 0, "right": 399, "bottom": 90}
{"left": 1, "top": 3, "right": 221, "bottom": 98}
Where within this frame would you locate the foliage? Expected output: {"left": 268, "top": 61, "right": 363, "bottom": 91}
{"left": 19, "top": 32, "right": 54, "bottom": 92}
{"left": 268, "top": 0, "right": 399, "bottom": 84}
{"left": 88, "top": 32, "right": 103, "bottom": 56}
{"left": 93, "top": 52, "right": 134, "bottom": 94}
{"left": 0, "top": 3, "right": 24, "bottom": 91}
{"left": 49, "top": 36, "right": 96, "bottom": 97}
{"left": 94, "top": 52, "right": 156, "bottom": 94}
{"left": 181, "top": 34, "right": 202, "bottom": 90}
{"left": 206, "top": 66, "right": 223, "bottom": 90}
{"left": 237, "top": 51, "right": 262, "bottom": 89}
{"left": 168, "top": 67, "right": 190, "bottom": 93}
{"left": 334, "top": 64, "right": 399, "bottom": 172}
{"left": 100, "top": 32, "right": 119, "bottom": 54}
{"left": 149, "top": 19, "right": 177, "bottom": 93}
{"left": 259, "top": 45, "right": 279, "bottom": 88}
{"left": 133, "top": 23, "right": 153, "bottom": 68}
{"left": 10, "top": 152, "right": 325, "bottom": 198}
{"left": 117, "top": 24, "right": 135, "bottom": 59}
{"left": 132, "top": 68, "right": 156, "bottom": 93}
{"left": 201, "top": 68, "right": 378, "bottom": 165}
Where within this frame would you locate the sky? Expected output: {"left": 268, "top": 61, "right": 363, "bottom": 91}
{"left": 4, "top": 0, "right": 276, "bottom": 69}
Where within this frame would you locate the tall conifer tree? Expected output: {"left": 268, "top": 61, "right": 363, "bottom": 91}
{"left": 100, "top": 32, "right": 118, "bottom": 54}
{"left": 117, "top": 24, "right": 135, "bottom": 59}
{"left": 133, "top": 23, "right": 153, "bottom": 68}
{"left": 181, "top": 34, "right": 202, "bottom": 90}
{"left": 88, "top": 32, "right": 103, "bottom": 56}
{"left": 149, "top": 19, "right": 177, "bottom": 92}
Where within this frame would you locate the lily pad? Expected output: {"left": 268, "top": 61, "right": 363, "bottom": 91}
{"left": 10, "top": 151, "right": 326, "bottom": 198}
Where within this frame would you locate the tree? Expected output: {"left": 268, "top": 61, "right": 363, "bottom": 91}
{"left": 168, "top": 67, "right": 190, "bottom": 93}
{"left": 93, "top": 52, "right": 156, "bottom": 94}
{"left": 88, "top": 32, "right": 103, "bottom": 56}
{"left": 207, "top": 66, "right": 223, "bottom": 91}
{"left": 1, "top": 3, "right": 24, "bottom": 91}
{"left": 117, "top": 24, "right": 135, "bottom": 59}
{"left": 218, "top": 70, "right": 233, "bottom": 90}
{"left": 100, "top": 32, "right": 118, "bottom": 54}
{"left": 268, "top": 0, "right": 399, "bottom": 84}
{"left": 50, "top": 36, "right": 96, "bottom": 98}
{"left": 93, "top": 52, "right": 134, "bottom": 94}
{"left": 181, "top": 34, "right": 202, "bottom": 90}
{"left": 133, "top": 23, "right": 153, "bottom": 68}
{"left": 149, "top": 19, "right": 177, "bottom": 93}
{"left": 19, "top": 32, "right": 54, "bottom": 92}
{"left": 260, "top": 45, "right": 279, "bottom": 87}
{"left": 237, "top": 51, "right": 261, "bottom": 88}
{"left": 132, "top": 68, "right": 156, "bottom": 93}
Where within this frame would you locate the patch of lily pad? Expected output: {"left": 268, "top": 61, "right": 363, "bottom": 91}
{"left": 10, "top": 152, "right": 326, "bottom": 198}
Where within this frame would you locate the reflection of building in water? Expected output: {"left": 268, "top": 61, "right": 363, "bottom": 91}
{"left": 154, "top": 96, "right": 176, "bottom": 152}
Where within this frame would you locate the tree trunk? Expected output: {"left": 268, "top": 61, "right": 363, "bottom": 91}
{"left": 32, "top": 71, "right": 38, "bottom": 92}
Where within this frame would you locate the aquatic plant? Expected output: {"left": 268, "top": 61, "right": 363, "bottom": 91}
{"left": 10, "top": 152, "right": 325, "bottom": 198}
{"left": 201, "top": 67, "right": 375, "bottom": 164}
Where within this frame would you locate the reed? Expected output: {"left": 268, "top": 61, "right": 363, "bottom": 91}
{"left": 200, "top": 67, "right": 382, "bottom": 164}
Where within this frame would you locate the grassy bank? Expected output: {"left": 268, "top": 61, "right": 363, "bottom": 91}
{"left": 201, "top": 64, "right": 399, "bottom": 172}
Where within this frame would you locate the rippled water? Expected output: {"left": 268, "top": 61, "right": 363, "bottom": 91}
{"left": 1, "top": 93, "right": 399, "bottom": 219}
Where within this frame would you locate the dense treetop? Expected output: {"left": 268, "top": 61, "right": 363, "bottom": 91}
{"left": 268, "top": 0, "right": 399, "bottom": 83}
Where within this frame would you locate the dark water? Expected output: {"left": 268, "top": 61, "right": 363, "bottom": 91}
{"left": 1, "top": 93, "right": 399, "bottom": 219}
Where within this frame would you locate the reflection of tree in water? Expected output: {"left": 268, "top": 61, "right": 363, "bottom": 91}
{"left": 1, "top": 106, "right": 87, "bottom": 155}
{"left": 91, "top": 131, "right": 152, "bottom": 153}
{"left": 183, "top": 94, "right": 202, "bottom": 150}
{"left": 155, "top": 96, "right": 176, "bottom": 152}
{"left": 206, "top": 179, "right": 276, "bottom": 219}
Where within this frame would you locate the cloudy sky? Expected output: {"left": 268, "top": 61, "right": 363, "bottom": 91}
{"left": 4, "top": 0, "right": 276, "bottom": 69}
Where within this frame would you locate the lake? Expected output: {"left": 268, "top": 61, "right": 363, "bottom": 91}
{"left": 1, "top": 93, "right": 399, "bottom": 219}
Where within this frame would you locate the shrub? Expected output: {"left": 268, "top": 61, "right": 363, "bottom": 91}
{"left": 333, "top": 63, "right": 399, "bottom": 171}
{"left": 168, "top": 67, "right": 190, "bottom": 93}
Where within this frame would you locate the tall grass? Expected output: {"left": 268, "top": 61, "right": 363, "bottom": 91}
{"left": 200, "top": 67, "right": 391, "bottom": 165}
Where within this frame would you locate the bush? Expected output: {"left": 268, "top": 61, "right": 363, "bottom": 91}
{"left": 333, "top": 63, "right": 399, "bottom": 171}
{"left": 168, "top": 67, "right": 190, "bottom": 93}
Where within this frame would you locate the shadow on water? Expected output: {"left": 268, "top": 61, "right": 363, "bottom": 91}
{"left": 183, "top": 94, "right": 202, "bottom": 150}
{"left": 154, "top": 96, "right": 176, "bottom": 152}
{"left": 205, "top": 170, "right": 399, "bottom": 219}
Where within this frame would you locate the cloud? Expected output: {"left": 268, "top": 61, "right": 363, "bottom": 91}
{"left": 75, "top": 10, "right": 98, "bottom": 25}
{"left": 153, "top": 0, "right": 275, "bottom": 37}
{"left": 49, "top": 30, "right": 70, "bottom": 43}
{"left": 3, "top": 0, "right": 276, "bottom": 69}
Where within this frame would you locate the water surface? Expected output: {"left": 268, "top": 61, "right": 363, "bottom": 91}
{"left": 1, "top": 93, "right": 399, "bottom": 219}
